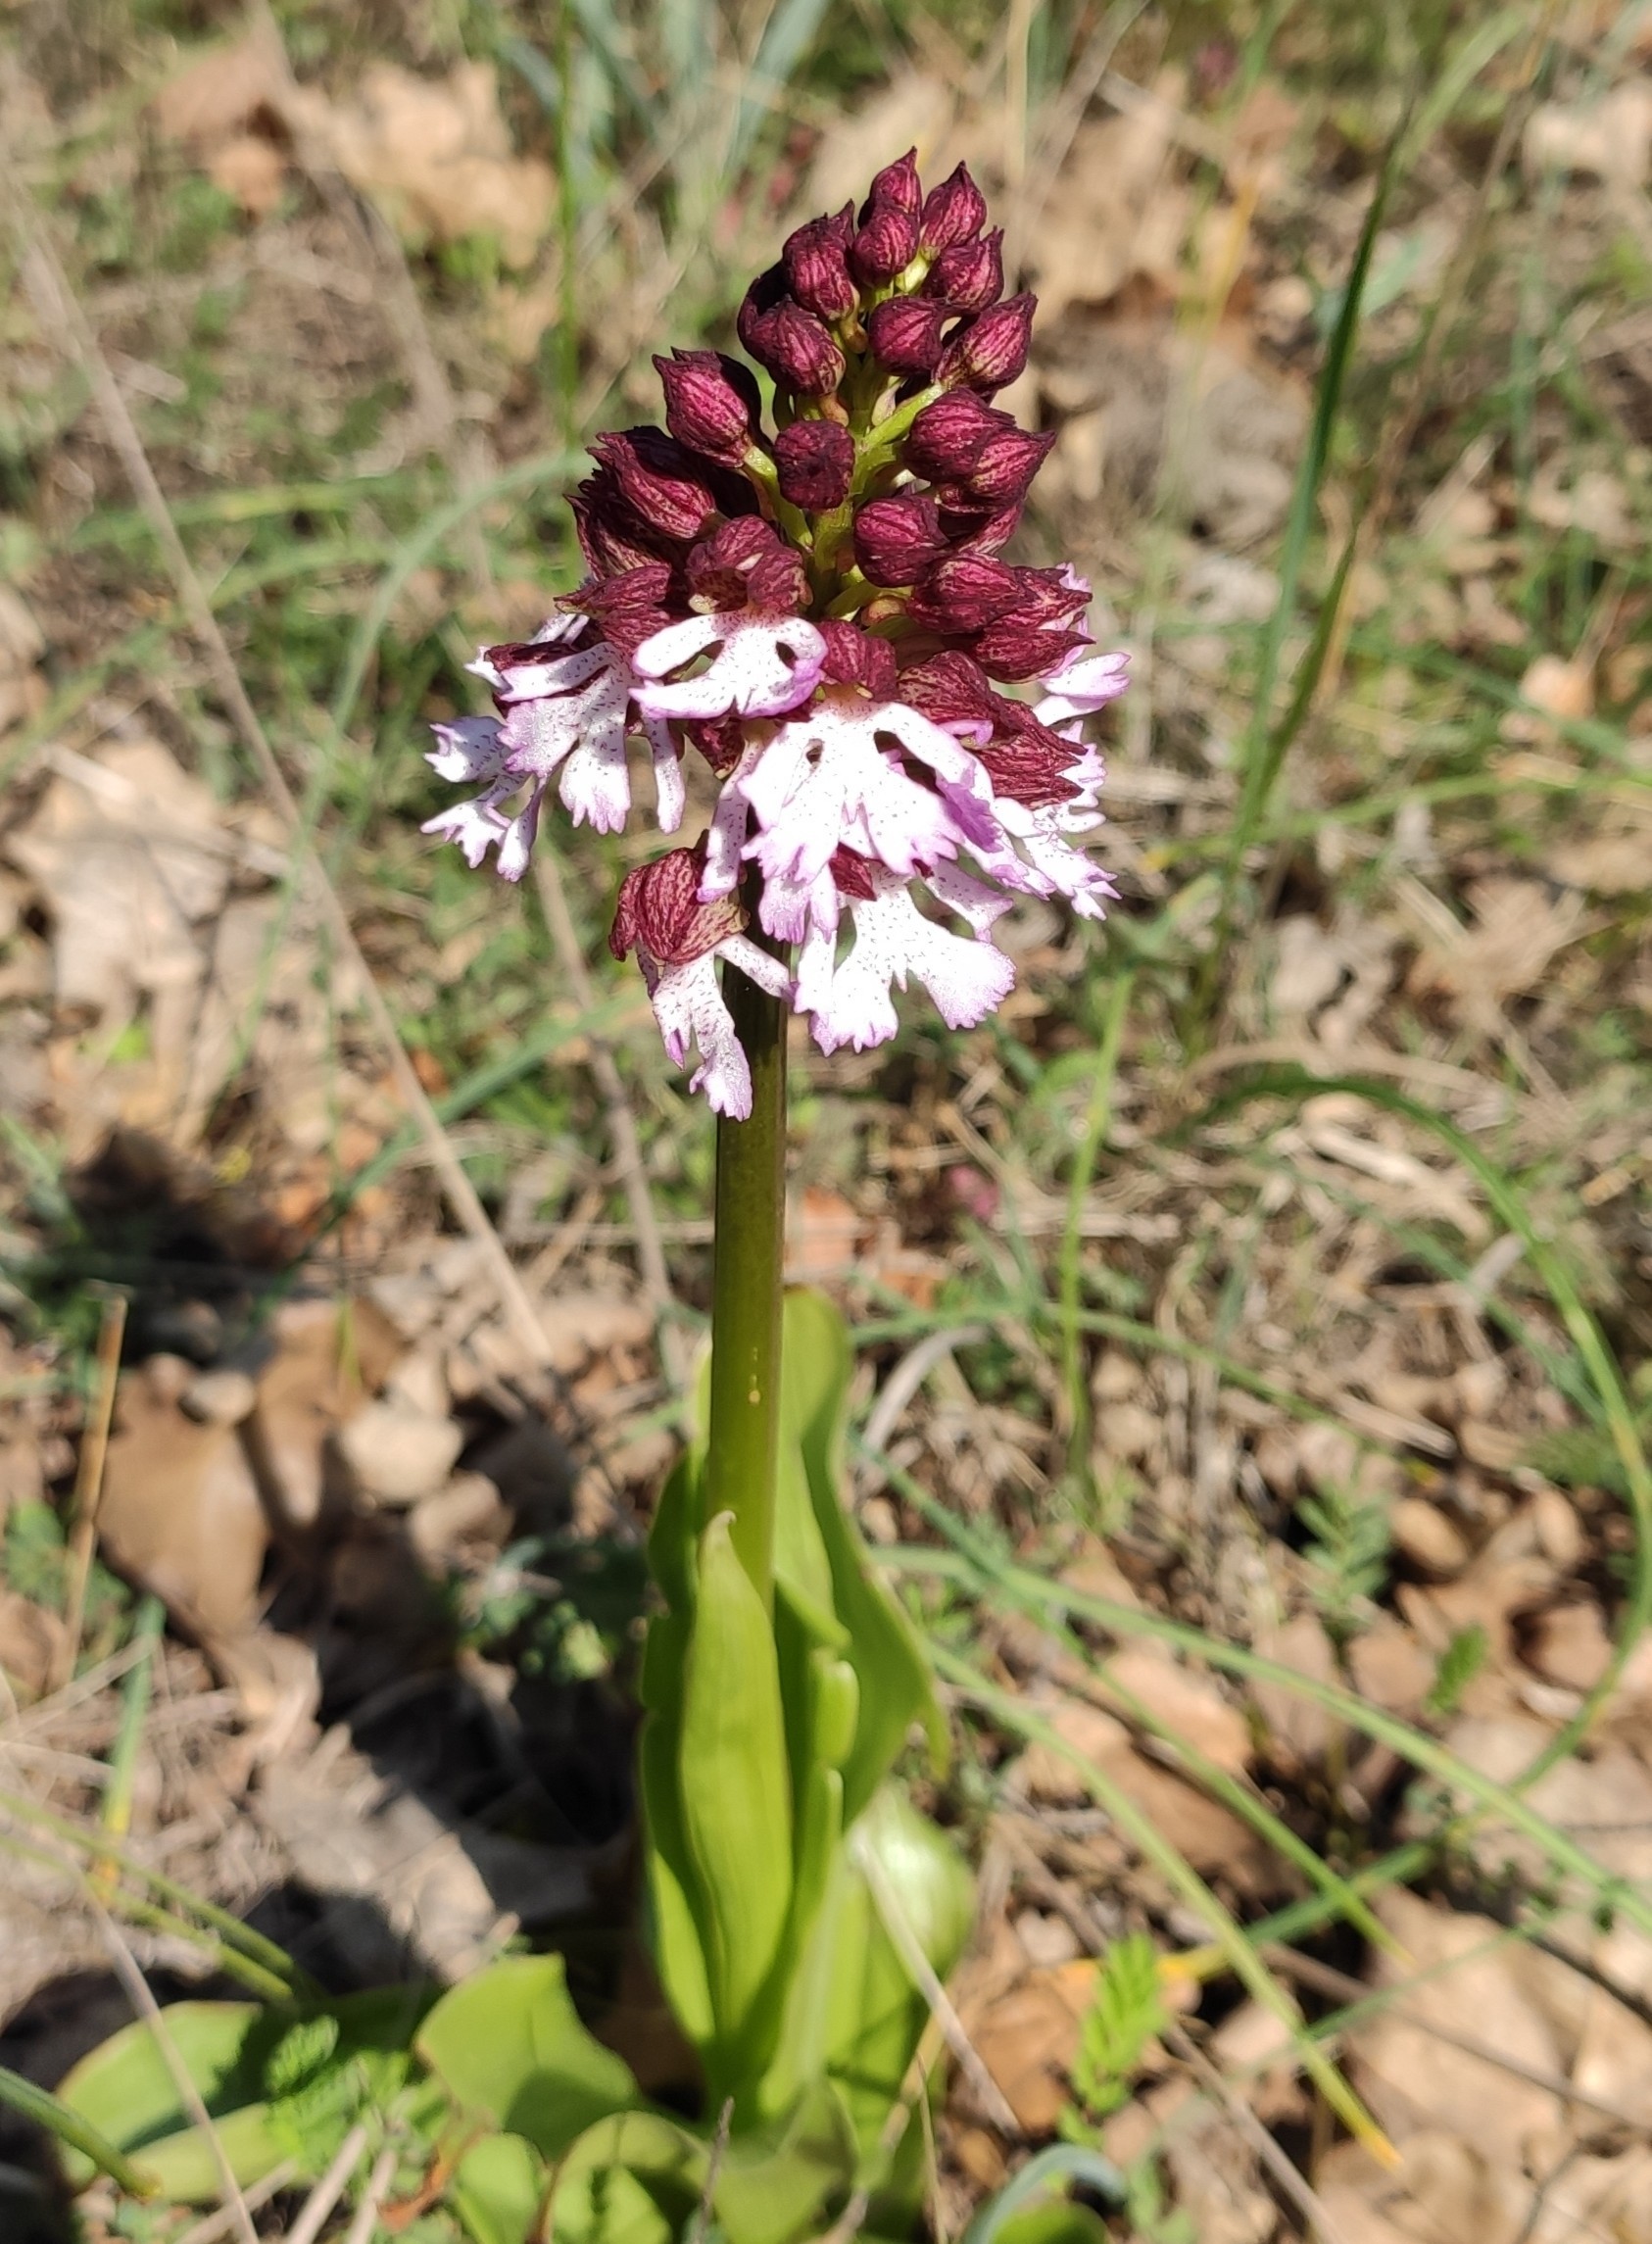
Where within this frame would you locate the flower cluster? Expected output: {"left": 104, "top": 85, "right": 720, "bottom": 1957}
{"left": 425, "top": 152, "right": 1127, "bottom": 1116}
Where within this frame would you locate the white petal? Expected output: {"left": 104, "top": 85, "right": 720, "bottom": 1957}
{"left": 642, "top": 714, "right": 685, "bottom": 834}
{"left": 421, "top": 791, "right": 511, "bottom": 870}
{"left": 717, "top": 933, "right": 793, "bottom": 1000}
{"left": 634, "top": 615, "right": 825, "bottom": 720}
{"left": 427, "top": 715, "right": 507, "bottom": 783}
{"left": 1035, "top": 650, "right": 1130, "bottom": 727}
{"left": 632, "top": 613, "right": 721, "bottom": 679}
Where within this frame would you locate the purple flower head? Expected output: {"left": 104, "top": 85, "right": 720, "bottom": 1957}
{"left": 423, "top": 150, "right": 1127, "bottom": 1107}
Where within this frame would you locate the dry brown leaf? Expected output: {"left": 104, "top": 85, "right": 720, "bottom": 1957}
{"left": 1523, "top": 1601, "right": 1612, "bottom": 1692}
{"left": 0, "top": 1589, "right": 68, "bottom": 1700}
{"left": 1551, "top": 820, "right": 1652, "bottom": 896}
{"left": 1026, "top": 73, "right": 1190, "bottom": 320}
{"left": 287, "top": 63, "right": 555, "bottom": 268}
{"left": 1525, "top": 80, "right": 1652, "bottom": 188}
{"left": 1250, "top": 1612, "right": 1340, "bottom": 1767}
{"left": 962, "top": 1957, "right": 1096, "bottom": 2131}
{"left": 100, "top": 1360, "right": 269, "bottom": 1639}
{"left": 1403, "top": 875, "right": 1588, "bottom": 1031}
{"left": 150, "top": 24, "right": 290, "bottom": 147}
{"left": 208, "top": 132, "right": 287, "bottom": 217}
{"left": 1093, "top": 1640, "right": 1251, "bottom": 1776}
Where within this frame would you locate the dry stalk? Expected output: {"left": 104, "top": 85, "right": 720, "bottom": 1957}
{"left": 53, "top": 1293, "right": 128, "bottom": 1694}
{"left": 95, "top": 1905, "right": 260, "bottom": 2244}
{"left": 1162, "top": 2019, "right": 1357, "bottom": 2244}
{"left": 2, "top": 180, "right": 553, "bottom": 1379}
{"left": 342, "top": 2142, "right": 399, "bottom": 2244}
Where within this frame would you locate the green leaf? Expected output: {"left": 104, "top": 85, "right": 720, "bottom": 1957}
{"left": 712, "top": 2077, "right": 857, "bottom": 2244}
{"left": 54, "top": 2002, "right": 285, "bottom": 2198}
{"left": 680, "top": 1511, "right": 795, "bottom": 2071}
{"left": 1069, "top": 1935, "right": 1165, "bottom": 2122}
{"left": 452, "top": 2132, "right": 547, "bottom": 2244}
{"left": 962, "top": 2147, "right": 1127, "bottom": 2243}
{"left": 415, "top": 1956, "right": 638, "bottom": 2161}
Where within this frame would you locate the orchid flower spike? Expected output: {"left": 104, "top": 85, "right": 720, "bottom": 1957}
{"left": 423, "top": 154, "right": 1128, "bottom": 1116}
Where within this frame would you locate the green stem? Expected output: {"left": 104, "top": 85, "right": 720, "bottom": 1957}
{"left": 704, "top": 958, "right": 788, "bottom": 1609}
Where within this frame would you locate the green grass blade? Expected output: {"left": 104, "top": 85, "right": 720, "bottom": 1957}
{"left": 0, "top": 2063, "right": 158, "bottom": 2197}
{"left": 728, "top": 0, "right": 833, "bottom": 175}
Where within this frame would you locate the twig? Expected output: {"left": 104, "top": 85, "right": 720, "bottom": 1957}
{"left": 342, "top": 2141, "right": 398, "bottom": 2244}
{"left": 173, "top": 2162, "right": 298, "bottom": 2244}
{"left": 1162, "top": 2021, "right": 1356, "bottom": 2244}
{"left": 2, "top": 182, "right": 553, "bottom": 1380}
{"left": 262, "top": 2123, "right": 367, "bottom": 2244}
{"left": 849, "top": 1825, "right": 1024, "bottom": 2139}
{"left": 532, "top": 850, "right": 686, "bottom": 1390}
{"left": 686, "top": 2096, "right": 734, "bottom": 2242}
{"left": 94, "top": 1906, "right": 260, "bottom": 2244}
{"left": 53, "top": 1293, "right": 128, "bottom": 1693}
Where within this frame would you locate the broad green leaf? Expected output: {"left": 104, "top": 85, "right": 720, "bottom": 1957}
{"left": 415, "top": 1956, "right": 637, "bottom": 2160}
{"left": 451, "top": 2131, "right": 546, "bottom": 2244}
{"left": 638, "top": 1695, "right": 715, "bottom": 2050}
{"left": 713, "top": 2077, "right": 857, "bottom": 2244}
{"left": 55, "top": 2002, "right": 285, "bottom": 2196}
{"left": 680, "top": 1511, "right": 794, "bottom": 2068}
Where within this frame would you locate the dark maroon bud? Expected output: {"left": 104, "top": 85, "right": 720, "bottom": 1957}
{"left": 907, "top": 553, "right": 1022, "bottom": 631}
{"left": 851, "top": 492, "right": 948, "bottom": 586}
{"left": 773, "top": 418, "right": 854, "bottom": 511}
{"left": 590, "top": 428, "right": 724, "bottom": 543}
{"left": 974, "top": 620, "right": 1089, "bottom": 681}
{"left": 937, "top": 293, "right": 1036, "bottom": 391}
{"left": 850, "top": 202, "right": 920, "bottom": 285}
{"left": 938, "top": 497, "right": 1024, "bottom": 553}
{"left": 687, "top": 515, "right": 806, "bottom": 612}
{"left": 899, "top": 651, "right": 998, "bottom": 736}
{"left": 829, "top": 845, "right": 880, "bottom": 900}
{"left": 818, "top": 619, "right": 899, "bottom": 698}
{"left": 571, "top": 468, "right": 686, "bottom": 574}
{"left": 975, "top": 701, "right": 1085, "bottom": 805}
{"left": 903, "top": 388, "right": 1015, "bottom": 481}
{"left": 783, "top": 208, "right": 857, "bottom": 319}
{"left": 865, "top": 295, "right": 953, "bottom": 375}
{"left": 560, "top": 563, "right": 675, "bottom": 658}
{"left": 924, "top": 227, "right": 1003, "bottom": 312}
{"left": 684, "top": 711, "right": 748, "bottom": 777}
{"left": 939, "top": 424, "right": 1054, "bottom": 510}
{"left": 863, "top": 149, "right": 922, "bottom": 219}
{"left": 999, "top": 562, "right": 1090, "bottom": 626}
{"left": 737, "top": 262, "right": 790, "bottom": 356}
{"left": 654, "top": 349, "right": 762, "bottom": 467}
{"left": 919, "top": 163, "right": 987, "bottom": 253}
{"left": 745, "top": 298, "right": 846, "bottom": 397}
{"left": 610, "top": 846, "right": 743, "bottom": 968}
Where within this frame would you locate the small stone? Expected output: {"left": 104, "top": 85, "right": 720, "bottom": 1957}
{"left": 409, "top": 1473, "right": 509, "bottom": 1566}
{"left": 1531, "top": 1486, "right": 1583, "bottom": 1571}
{"left": 1013, "top": 1909, "right": 1081, "bottom": 1967}
{"left": 1389, "top": 1496, "right": 1471, "bottom": 1578}
{"left": 335, "top": 1400, "right": 464, "bottom": 1506}
{"left": 1526, "top": 1602, "right": 1613, "bottom": 1693}
{"left": 180, "top": 1368, "right": 259, "bottom": 1427}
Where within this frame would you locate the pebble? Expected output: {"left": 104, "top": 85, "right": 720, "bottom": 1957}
{"left": 335, "top": 1399, "right": 464, "bottom": 1505}
{"left": 1389, "top": 1495, "right": 1471, "bottom": 1578}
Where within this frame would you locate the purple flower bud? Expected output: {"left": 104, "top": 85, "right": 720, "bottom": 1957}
{"left": 850, "top": 203, "right": 920, "bottom": 285}
{"left": 610, "top": 845, "right": 744, "bottom": 968}
{"left": 589, "top": 428, "right": 727, "bottom": 543}
{"left": 899, "top": 651, "right": 998, "bottom": 733}
{"left": 773, "top": 417, "right": 854, "bottom": 511}
{"left": 783, "top": 208, "right": 857, "bottom": 319}
{"left": 852, "top": 492, "right": 948, "bottom": 587}
{"left": 742, "top": 294, "right": 847, "bottom": 397}
{"left": 563, "top": 562, "right": 675, "bottom": 657}
{"left": 903, "top": 389, "right": 1015, "bottom": 481}
{"left": 687, "top": 516, "right": 808, "bottom": 613}
{"left": 907, "top": 553, "right": 1022, "bottom": 631}
{"left": 829, "top": 845, "right": 880, "bottom": 900}
{"left": 937, "top": 293, "right": 1036, "bottom": 392}
{"left": 974, "top": 621, "right": 1089, "bottom": 681}
{"left": 925, "top": 228, "right": 1004, "bottom": 312}
{"left": 818, "top": 619, "right": 899, "bottom": 698}
{"left": 863, "top": 149, "right": 922, "bottom": 219}
{"left": 571, "top": 474, "right": 679, "bottom": 576}
{"left": 865, "top": 295, "right": 953, "bottom": 375}
{"left": 919, "top": 163, "right": 987, "bottom": 253}
{"left": 938, "top": 424, "right": 1055, "bottom": 510}
{"left": 654, "top": 349, "right": 762, "bottom": 467}
{"left": 737, "top": 262, "right": 789, "bottom": 355}
{"left": 939, "top": 497, "right": 1024, "bottom": 553}
{"left": 975, "top": 697, "right": 1087, "bottom": 804}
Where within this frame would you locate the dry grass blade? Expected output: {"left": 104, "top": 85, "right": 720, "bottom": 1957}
{"left": 850, "top": 1823, "right": 1024, "bottom": 2138}
{"left": 342, "top": 2141, "right": 398, "bottom": 2244}
{"left": 2, "top": 182, "right": 553, "bottom": 1376}
{"left": 280, "top": 2124, "right": 366, "bottom": 2244}
{"left": 93, "top": 1905, "right": 260, "bottom": 2244}
{"left": 52, "top": 1290, "right": 127, "bottom": 1692}
{"left": 1161, "top": 2021, "right": 1357, "bottom": 2244}
{"left": 173, "top": 2163, "right": 299, "bottom": 2244}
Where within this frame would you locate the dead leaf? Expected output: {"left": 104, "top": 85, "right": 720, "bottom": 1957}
{"left": 100, "top": 1360, "right": 269, "bottom": 1639}
{"left": 1093, "top": 1640, "right": 1251, "bottom": 1776}
{"left": 209, "top": 132, "right": 287, "bottom": 218}
{"left": 1250, "top": 1612, "right": 1341, "bottom": 1768}
{"left": 1028, "top": 75, "right": 1190, "bottom": 319}
{"left": 1525, "top": 80, "right": 1652, "bottom": 188}
{"left": 151, "top": 24, "right": 290, "bottom": 147}
{"left": 963, "top": 1957, "right": 1096, "bottom": 2131}
{"left": 288, "top": 63, "right": 556, "bottom": 268}
{"left": 1402, "top": 875, "right": 1588, "bottom": 1033}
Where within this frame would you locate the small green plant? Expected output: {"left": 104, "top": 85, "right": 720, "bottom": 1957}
{"left": 1297, "top": 1480, "right": 1390, "bottom": 1651}
{"left": 1425, "top": 1624, "right": 1488, "bottom": 1718}
{"left": 1059, "top": 1933, "right": 1167, "bottom": 2136}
